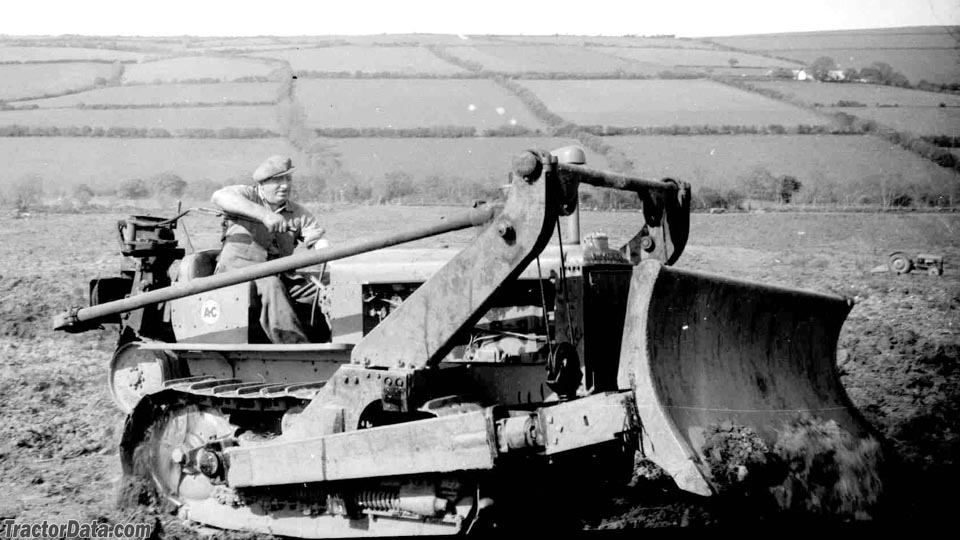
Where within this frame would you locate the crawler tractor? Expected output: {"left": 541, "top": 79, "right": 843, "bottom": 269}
{"left": 55, "top": 148, "right": 875, "bottom": 536}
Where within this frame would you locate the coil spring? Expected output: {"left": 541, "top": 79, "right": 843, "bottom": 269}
{"left": 355, "top": 488, "right": 401, "bottom": 511}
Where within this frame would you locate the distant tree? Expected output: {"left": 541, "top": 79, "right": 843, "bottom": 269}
{"left": 770, "top": 67, "right": 795, "bottom": 79}
{"left": 859, "top": 62, "right": 909, "bottom": 87}
{"left": 376, "top": 171, "right": 416, "bottom": 203}
{"left": 857, "top": 66, "right": 882, "bottom": 83}
{"left": 292, "top": 174, "right": 327, "bottom": 202}
{"left": 4, "top": 174, "right": 44, "bottom": 212}
{"left": 71, "top": 183, "right": 94, "bottom": 206}
{"left": 116, "top": 178, "right": 150, "bottom": 199}
{"left": 738, "top": 166, "right": 778, "bottom": 201}
{"left": 779, "top": 175, "right": 802, "bottom": 203}
{"left": 808, "top": 56, "right": 837, "bottom": 80}
{"left": 153, "top": 172, "right": 187, "bottom": 198}
{"left": 843, "top": 67, "right": 859, "bottom": 81}
{"left": 693, "top": 187, "right": 743, "bottom": 210}
{"left": 728, "top": 58, "right": 740, "bottom": 68}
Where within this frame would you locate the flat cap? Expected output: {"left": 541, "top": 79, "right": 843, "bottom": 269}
{"left": 252, "top": 155, "right": 295, "bottom": 182}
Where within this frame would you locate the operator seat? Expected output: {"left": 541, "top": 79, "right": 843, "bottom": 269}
{"left": 172, "top": 249, "right": 330, "bottom": 344}
{"left": 177, "top": 249, "right": 221, "bottom": 281}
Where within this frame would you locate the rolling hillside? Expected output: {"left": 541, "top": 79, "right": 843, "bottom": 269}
{"left": 0, "top": 27, "right": 956, "bottom": 209}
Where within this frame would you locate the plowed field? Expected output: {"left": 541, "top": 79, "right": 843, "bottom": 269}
{"left": 0, "top": 207, "right": 957, "bottom": 535}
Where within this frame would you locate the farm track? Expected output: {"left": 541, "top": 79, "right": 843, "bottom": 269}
{"left": 0, "top": 208, "right": 957, "bottom": 534}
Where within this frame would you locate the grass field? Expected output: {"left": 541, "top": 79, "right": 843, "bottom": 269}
{"left": 16, "top": 82, "right": 280, "bottom": 108}
{"left": 291, "top": 34, "right": 495, "bottom": 46}
{"left": 706, "top": 27, "right": 958, "bottom": 53}
{"left": 183, "top": 37, "right": 285, "bottom": 48}
{"left": 0, "top": 105, "right": 279, "bottom": 130}
{"left": 251, "top": 46, "right": 468, "bottom": 74}
{"left": 296, "top": 79, "right": 547, "bottom": 130}
{"left": 122, "top": 56, "right": 279, "bottom": 83}
{"left": 0, "top": 46, "right": 148, "bottom": 62}
{"left": 834, "top": 106, "right": 960, "bottom": 137}
{"left": 0, "top": 137, "right": 296, "bottom": 190}
{"left": 600, "top": 46, "right": 801, "bottom": 68}
{"left": 324, "top": 137, "right": 611, "bottom": 189}
{"left": 442, "top": 45, "right": 650, "bottom": 74}
{"left": 0, "top": 137, "right": 601, "bottom": 193}
{"left": 493, "top": 36, "right": 721, "bottom": 49}
{"left": 3, "top": 133, "right": 953, "bottom": 206}
{"left": 518, "top": 79, "right": 832, "bottom": 127}
{"left": 747, "top": 81, "right": 960, "bottom": 107}
{"left": 604, "top": 134, "right": 958, "bottom": 196}
{"left": 0, "top": 63, "right": 114, "bottom": 101}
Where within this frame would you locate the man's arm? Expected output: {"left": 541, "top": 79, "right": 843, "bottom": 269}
{"left": 211, "top": 186, "right": 287, "bottom": 233}
{"left": 298, "top": 211, "right": 327, "bottom": 249}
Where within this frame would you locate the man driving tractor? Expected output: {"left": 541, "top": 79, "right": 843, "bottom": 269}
{"left": 211, "top": 155, "right": 329, "bottom": 343}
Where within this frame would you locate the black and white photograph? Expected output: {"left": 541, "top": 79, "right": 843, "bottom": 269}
{"left": 0, "top": 0, "right": 957, "bottom": 537}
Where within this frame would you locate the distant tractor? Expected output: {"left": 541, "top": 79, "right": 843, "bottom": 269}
{"left": 888, "top": 251, "right": 944, "bottom": 276}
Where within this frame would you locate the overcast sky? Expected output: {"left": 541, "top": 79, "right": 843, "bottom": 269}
{"left": 2, "top": 0, "right": 958, "bottom": 37}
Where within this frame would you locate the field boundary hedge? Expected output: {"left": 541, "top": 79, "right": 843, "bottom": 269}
{"left": 291, "top": 69, "right": 707, "bottom": 80}
{"left": 4, "top": 100, "right": 277, "bottom": 111}
{"left": 0, "top": 58, "right": 139, "bottom": 65}
{"left": 0, "top": 125, "right": 279, "bottom": 138}
{"left": 716, "top": 77, "right": 960, "bottom": 172}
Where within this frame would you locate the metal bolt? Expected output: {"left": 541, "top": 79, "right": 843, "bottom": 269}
{"left": 640, "top": 236, "right": 655, "bottom": 252}
{"left": 385, "top": 378, "right": 392, "bottom": 386}
{"left": 197, "top": 449, "right": 220, "bottom": 477}
{"left": 396, "top": 379, "right": 404, "bottom": 387}
{"left": 353, "top": 377, "right": 360, "bottom": 385}
{"left": 497, "top": 222, "right": 515, "bottom": 242}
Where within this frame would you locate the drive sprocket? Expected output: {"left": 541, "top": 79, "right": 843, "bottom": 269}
{"left": 120, "top": 394, "right": 236, "bottom": 506}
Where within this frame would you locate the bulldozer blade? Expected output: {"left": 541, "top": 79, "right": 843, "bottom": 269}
{"left": 618, "top": 260, "right": 874, "bottom": 496}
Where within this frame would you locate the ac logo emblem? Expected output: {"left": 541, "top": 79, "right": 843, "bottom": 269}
{"left": 200, "top": 299, "right": 221, "bottom": 325}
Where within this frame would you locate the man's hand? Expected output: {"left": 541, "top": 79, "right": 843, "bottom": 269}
{"left": 262, "top": 212, "right": 288, "bottom": 233}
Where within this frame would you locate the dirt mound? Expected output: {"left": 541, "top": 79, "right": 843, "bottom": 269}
{"left": 769, "top": 416, "right": 884, "bottom": 520}
{"left": 696, "top": 417, "right": 884, "bottom": 523}
{"left": 701, "top": 422, "right": 775, "bottom": 491}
